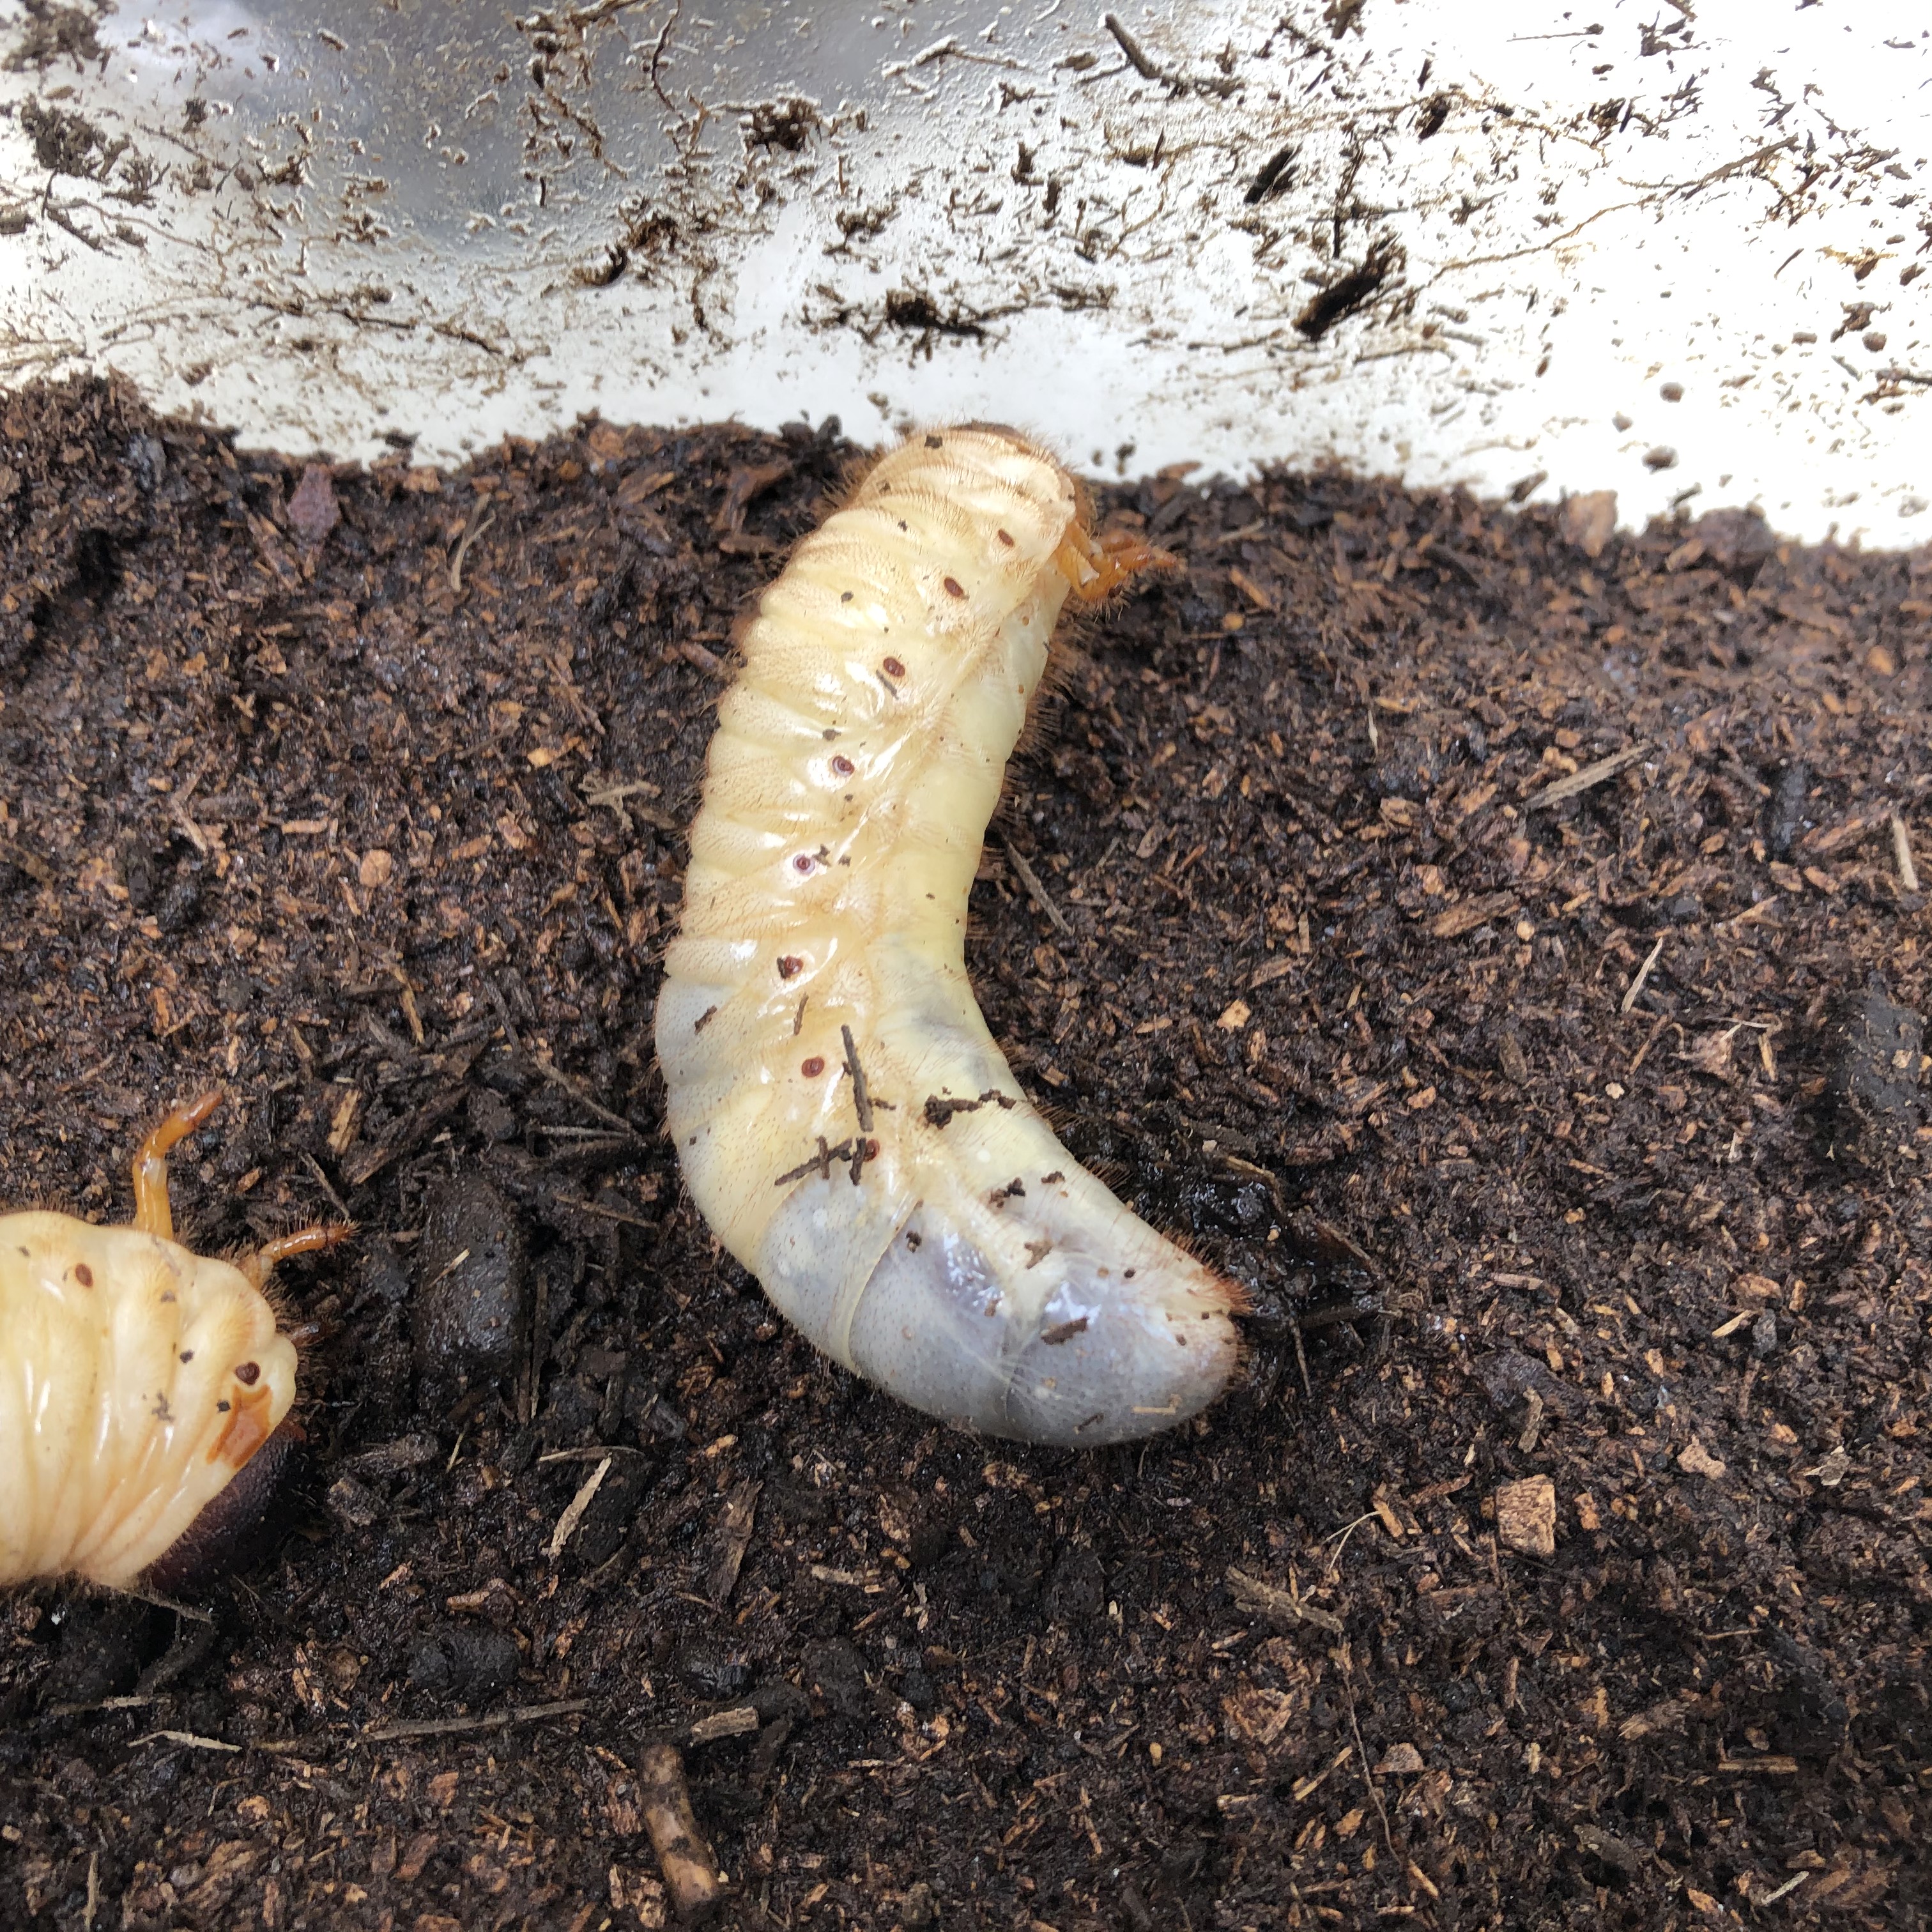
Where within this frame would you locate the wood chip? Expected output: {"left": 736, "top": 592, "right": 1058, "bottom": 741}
{"left": 1618, "top": 1697, "right": 1687, "bottom": 1742}
{"left": 1558, "top": 489, "right": 1616, "bottom": 557}
{"left": 1429, "top": 891, "right": 1519, "bottom": 940}
{"left": 707, "top": 1479, "right": 762, "bottom": 1606}
{"left": 688, "top": 1706, "right": 760, "bottom": 1745}
{"left": 1225, "top": 1567, "right": 1345, "bottom": 1634}
{"left": 1228, "top": 564, "right": 1275, "bottom": 611}
{"left": 547, "top": 1455, "right": 611, "bottom": 1560}
{"left": 1516, "top": 1387, "right": 1545, "bottom": 1453}
{"left": 1494, "top": 1476, "right": 1556, "bottom": 1557}
{"left": 1677, "top": 1439, "right": 1728, "bottom": 1480}
{"left": 1620, "top": 933, "right": 1665, "bottom": 1013}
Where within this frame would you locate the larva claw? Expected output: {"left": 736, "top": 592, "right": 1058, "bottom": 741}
{"left": 237, "top": 1222, "right": 358, "bottom": 1291}
{"left": 132, "top": 1087, "right": 224, "bottom": 1238}
{"left": 1053, "top": 525, "right": 1177, "bottom": 604}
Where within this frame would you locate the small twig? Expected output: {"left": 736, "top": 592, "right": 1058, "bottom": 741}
{"left": 1892, "top": 812, "right": 1919, "bottom": 892}
{"left": 363, "top": 1699, "right": 591, "bottom": 1743}
{"left": 133, "top": 1729, "right": 240, "bottom": 1752}
{"left": 841, "top": 1024, "right": 875, "bottom": 1132}
{"left": 486, "top": 979, "right": 523, "bottom": 1053}
{"left": 390, "top": 963, "right": 427, "bottom": 1045}
{"left": 128, "top": 1587, "right": 215, "bottom": 1625}
{"left": 689, "top": 1705, "right": 760, "bottom": 1746}
{"left": 582, "top": 776, "right": 663, "bottom": 837}
{"left": 546, "top": 1190, "right": 659, "bottom": 1229}
{"left": 1620, "top": 933, "right": 1666, "bottom": 1015}
{"left": 1526, "top": 742, "right": 1650, "bottom": 812}
{"left": 302, "top": 1150, "right": 353, "bottom": 1223}
{"left": 1628, "top": 1011, "right": 1675, "bottom": 1073}
{"left": 1103, "top": 12, "right": 1164, "bottom": 80}
{"left": 1002, "top": 841, "right": 1075, "bottom": 939}
{"left": 449, "top": 505, "right": 496, "bottom": 593}
{"left": 46, "top": 1693, "right": 157, "bottom": 1717}
{"left": 532, "top": 1054, "right": 643, "bottom": 1138}
{"left": 1341, "top": 1644, "right": 1397, "bottom": 1864}
{"left": 1291, "top": 1320, "right": 1314, "bottom": 1399}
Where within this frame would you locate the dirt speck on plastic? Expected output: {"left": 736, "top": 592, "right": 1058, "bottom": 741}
{"left": 1, "top": 379, "right": 1928, "bottom": 1929}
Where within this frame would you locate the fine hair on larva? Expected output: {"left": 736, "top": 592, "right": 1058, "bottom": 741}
{"left": 0, "top": 1091, "right": 350, "bottom": 1590}
{"left": 657, "top": 424, "right": 1243, "bottom": 1445}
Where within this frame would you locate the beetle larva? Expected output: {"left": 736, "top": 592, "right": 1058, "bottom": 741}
{"left": 0, "top": 1091, "right": 348, "bottom": 1589}
{"left": 656, "top": 425, "right": 1241, "bottom": 1444}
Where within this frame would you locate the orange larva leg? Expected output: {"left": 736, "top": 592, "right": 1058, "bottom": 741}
{"left": 132, "top": 1089, "right": 224, "bottom": 1238}
{"left": 236, "top": 1222, "right": 356, "bottom": 1290}
{"left": 1052, "top": 526, "right": 1176, "bottom": 604}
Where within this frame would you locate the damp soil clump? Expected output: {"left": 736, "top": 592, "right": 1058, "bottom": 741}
{"left": 0, "top": 378, "right": 1928, "bottom": 1930}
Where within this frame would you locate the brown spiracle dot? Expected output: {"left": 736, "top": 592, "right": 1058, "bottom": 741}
{"left": 831, "top": 754, "right": 855, "bottom": 776}
{"left": 234, "top": 1361, "right": 261, "bottom": 1386}
{"left": 792, "top": 854, "right": 816, "bottom": 874}
{"left": 996, "top": 528, "right": 1016, "bottom": 548}
{"left": 74, "top": 1263, "right": 93, "bottom": 1287}
{"left": 865, "top": 1139, "right": 880, "bottom": 1159}
{"left": 777, "top": 956, "right": 804, "bottom": 979}
{"left": 801, "top": 1057, "right": 825, "bottom": 1078}
{"left": 882, "top": 657, "right": 907, "bottom": 678}
{"left": 942, "top": 576, "right": 966, "bottom": 599}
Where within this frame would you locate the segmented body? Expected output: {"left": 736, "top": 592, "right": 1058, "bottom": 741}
{"left": 657, "top": 426, "right": 1240, "bottom": 1444}
{"left": 0, "top": 1093, "right": 332, "bottom": 1589}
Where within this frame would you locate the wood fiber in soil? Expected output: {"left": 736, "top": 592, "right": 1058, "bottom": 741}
{"left": 0, "top": 379, "right": 1929, "bottom": 1931}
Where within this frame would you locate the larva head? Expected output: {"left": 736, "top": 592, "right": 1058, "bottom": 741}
{"left": 926, "top": 423, "right": 1174, "bottom": 603}
{"left": 843, "top": 425, "right": 1087, "bottom": 602}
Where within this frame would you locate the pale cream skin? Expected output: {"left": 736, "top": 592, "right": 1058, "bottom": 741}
{"left": 657, "top": 426, "right": 1241, "bottom": 1445}
{"left": 0, "top": 1093, "right": 337, "bottom": 1588}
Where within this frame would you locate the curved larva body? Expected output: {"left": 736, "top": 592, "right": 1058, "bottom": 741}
{"left": 657, "top": 426, "right": 1241, "bottom": 1445}
{"left": 0, "top": 1094, "right": 335, "bottom": 1590}
{"left": 0, "top": 1222, "right": 295, "bottom": 1588}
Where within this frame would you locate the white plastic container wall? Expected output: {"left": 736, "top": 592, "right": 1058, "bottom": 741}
{"left": 0, "top": 1, "right": 1925, "bottom": 544}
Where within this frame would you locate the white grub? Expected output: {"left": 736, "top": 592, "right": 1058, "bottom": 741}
{"left": 0, "top": 1091, "right": 347, "bottom": 1588}
{"left": 656, "top": 425, "right": 1241, "bottom": 1445}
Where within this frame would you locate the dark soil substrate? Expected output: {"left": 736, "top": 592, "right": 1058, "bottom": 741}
{"left": 1, "top": 378, "right": 1929, "bottom": 1932}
